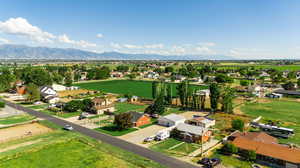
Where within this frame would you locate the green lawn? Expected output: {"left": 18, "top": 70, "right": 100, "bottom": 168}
{"left": 241, "top": 99, "right": 300, "bottom": 145}
{"left": 210, "top": 150, "right": 253, "bottom": 168}
{"left": 0, "top": 115, "right": 36, "bottom": 125}
{"left": 115, "top": 102, "right": 147, "bottom": 114}
{"left": 74, "top": 80, "right": 208, "bottom": 99}
{"left": 0, "top": 121, "right": 165, "bottom": 168}
{"left": 150, "top": 138, "right": 199, "bottom": 157}
{"left": 95, "top": 124, "right": 138, "bottom": 136}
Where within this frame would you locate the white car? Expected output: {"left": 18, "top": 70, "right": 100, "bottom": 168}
{"left": 144, "top": 136, "right": 155, "bottom": 142}
{"left": 63, "top": 125, "right": 74, "bottom": 131}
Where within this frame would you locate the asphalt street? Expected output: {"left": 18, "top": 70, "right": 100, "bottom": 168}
{"left": 2, "top": 99, "right": 200, "bottom": 168}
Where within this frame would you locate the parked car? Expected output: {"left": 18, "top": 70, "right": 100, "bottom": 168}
{"left": 198, "top": 158, "right": 221, "bottom": 168}
{"left": 198, "top": 158, "right": 210, "bottom": 165}
{"left": 63, "top": 125, "right": 74, "bottom": 131}
{"left": 210, "top": 158, "right": 221, "bottom": 167}
{"left": 78, "top": 112, "right": 89, "bottom": 120}
{"left": 144, "top": 136, "right": 155, "bottom": 142}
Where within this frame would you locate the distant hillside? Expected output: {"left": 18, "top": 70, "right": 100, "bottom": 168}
{"left": 0, "top": 44, "right": 235, "bottom": 60}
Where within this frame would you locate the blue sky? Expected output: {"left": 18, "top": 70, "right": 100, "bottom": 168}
{"left": 0, "top": 0, "right": 299, "bottom": 59}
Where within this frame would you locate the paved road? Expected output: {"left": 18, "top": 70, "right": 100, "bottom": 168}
{"left": 2, "top": 100, "right": 199, "bottom": 168}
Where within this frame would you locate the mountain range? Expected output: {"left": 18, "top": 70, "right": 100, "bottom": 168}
{"left": 0, "top": 44, "right": 235, "bottom": 60}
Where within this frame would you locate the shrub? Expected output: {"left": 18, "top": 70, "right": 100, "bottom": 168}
{"left": 231, "top": 119, "right": 245, "bottom": 131}
{"left": 221, "top": 143, "right": 238, "bottom": 155}
{"left": 0, "top": 101, "right": 5, "bottom": 108}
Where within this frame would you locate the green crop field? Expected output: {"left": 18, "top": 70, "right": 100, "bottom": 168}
{"left": 74, "top": 80, "right": 208, "bottom": 99}
{"left": 241, "top": 99, "right": 300, "bottom": 145}
{"left": 0, "top": 121, "right": 165, "bottom": 168}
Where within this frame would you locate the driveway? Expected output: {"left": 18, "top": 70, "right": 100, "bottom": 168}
{"left": 119, "top": 124, "right": 166, "bottom": 146}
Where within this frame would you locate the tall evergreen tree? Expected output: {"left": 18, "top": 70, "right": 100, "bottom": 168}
{"left": 209, "top": 83, "right": 220, "bottom": 112}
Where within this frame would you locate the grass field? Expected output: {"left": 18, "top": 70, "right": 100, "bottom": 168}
{"left": 0, "top": 115, "right": 36, "bottom": 125}
{"left": 115, "top": 102, "right": 147, "bottom": 114}
{"left": 74, "top": 80, "right": 208, "bottom": 99}
{"left": 0, "top": 121, "right": 165, "bottom": 168}
{"left": 240, "top": 99, "right": 300, "bottom": 145}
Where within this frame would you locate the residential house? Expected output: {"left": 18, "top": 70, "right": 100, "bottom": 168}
{"left": 174, "top": 75, "right": 186, "bottom": 83}
{"left": 191, "top": 77, "right": 203, "bottom": 83}
{"left": 175, "top": 123, "right": 212, "bottom": 143}
{"left": 158, "top": 114, "right": 185, "bottom": 127}
{"left": 15, "top": 81, "right": 26, "bottom": 95}
{"left": 127, "top": 111, "right": 151, "bottom": 127}
{"left": 248, "top": 85, "right": 263, "bottom": 97}
{"left": 92, "top": 97, "right": 115, "bottom": 114}
{"left": 195, "top": 89, "right": 210, "bottom": 97}
{"left": 229, "top": 131, "right": 300, "bottom": 168}
{"left": 80, "top": 72, "right": 88, "bottom": 80}
{"left": 274, "top": 89, "right": 300, "bottom": 98}
{"left": 187, "top": 117, "right": 215, "bottom": 129}
{"left": 40, "top": 86, "right": 60, "bottom": 104}
{"left": 144, "top": 71, "right": 159, "bottom": 79}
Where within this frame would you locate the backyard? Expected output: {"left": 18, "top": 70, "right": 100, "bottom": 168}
{"left": 73, "top": 80, "right": 208, "bottom": 99}
{"left": 240, "top": 98, "right": 300, "bottom": 145}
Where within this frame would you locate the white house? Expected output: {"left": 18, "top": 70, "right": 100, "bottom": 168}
{"left": 158, "top": 114, "right": 185, "bottom": 127}
{"left": 40, "top": 86, "right": 60, "bottom": 104}
{"left": 52, "top": 84, "right": 66, "bottom": 91}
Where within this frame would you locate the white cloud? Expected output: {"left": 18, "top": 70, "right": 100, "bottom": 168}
{"left": 96, "top": 33, "right": 103, "bottom": 38}
{"left": 0, "top": 17, "right": 55, "bottom": 43}
{"left": 0, "top": 17, "right": 97, "bottom": 49}
{"left": 0, "top": 37, "right": 10, "bottom": 43}
{"left": 197, "top": 42, "right": 216, "bottom": 47}
{"left": 58, "top": 34, "right": 96, "bottom": 48}
{"left": 110, "top": 42, "right": 122, "bottom": 49}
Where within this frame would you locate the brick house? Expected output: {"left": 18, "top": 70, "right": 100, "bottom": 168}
{"left": 229, "top": 131, "right": 300, "bottom": 168}
{"left": 127, "top": 111, "right": 151, "bottom": 127}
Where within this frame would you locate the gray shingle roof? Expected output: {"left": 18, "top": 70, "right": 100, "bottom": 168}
{"left": 176, "top": 123, "right": 206, "bottom": 136}
{"left": 161, "top": 114, "right": 185, "bottom": 122}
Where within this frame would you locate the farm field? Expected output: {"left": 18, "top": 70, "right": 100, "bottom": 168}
{"left": 74, "top": 80, "right": 208, "bottom": 99}
{"left": 216, "top": 64, "right": 300, "bottom": 71}
{"left": 240, "top": 99, "right": 300, "bottom": 145}
{"left": 0, "top": 121, "right": 165, "bottom": 168}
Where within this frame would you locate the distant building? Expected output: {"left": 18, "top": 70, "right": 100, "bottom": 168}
{"left": 52, "top": 84, "right": 66, "bottom": 91}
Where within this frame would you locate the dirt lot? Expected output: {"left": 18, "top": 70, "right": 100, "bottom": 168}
{"left": 0, "top": 105, "right": 24, "bottom": 118}
{"left": 0, "top": 122, "right": 52, "bottom": 143}
{"left": 179, "top": 111, "right": 209, "bottom": 119}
